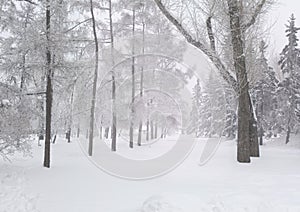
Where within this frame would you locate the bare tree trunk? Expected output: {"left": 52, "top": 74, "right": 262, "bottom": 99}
{"left": 77, "top": 126, "right": 80, "bottom": 138}
{"left": 206, "top": 16, "right": 216, "bottom": 52}
{"left": 257, "top": 100, "right": 264, "bottom": 146}
{"left": 286, "top": 118, "right": 291, "bottom": 144}
{"left": 227, "top": 0, "right": 251, "bottom": 163}
{"left": 105, "top": 127, "right": 109, "bottom": 139}
{"left": 20, "top": 54, "right": 27, "bottom": 91}
{"left": 146, "top": 119, "right": 149, "bottom": 141}
{"left": 259, "top": 88, "right": 264, "bottom": 145}
{"left": 67, "top": 85, "right": 75, "bottom": 143}
{"left": 137, "top": 20, "right": 145, "bottom": 147}
{"left": 88, "top": 0, "right": 99, "bottom": 156}
{"left": 109, "top": 0, "right": 117, "bottom": 151}
{"left": 155, "top": 122, "right": 158, "bottom": 139}
{"left": 129, "top": 8, "right": 136, "bottom": 149}
{"left": 249, "top": 96, "right": 259, "bottom": 157}
{"left": 99, "top": 124, "right": 103, "bottom": 140}
{"left": 150, "top": 120, "right": 154, "bottom": 140}
{"left": 161, "top": 127, "right": 164, "bottom": 139}
{"left": 43, "top": 0, "right": 52, "bottom": 168}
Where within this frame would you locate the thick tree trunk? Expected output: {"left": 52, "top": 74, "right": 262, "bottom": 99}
{"left": 43, "top": 0, "right": 52, "bottom": 168}
{"left": 228, "top": 0, "right": 251, "bottom": 163}
{"left": 88, "top": 0, "right": 99, "bottom": 156}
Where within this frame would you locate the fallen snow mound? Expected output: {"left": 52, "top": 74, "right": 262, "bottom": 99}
{"left": 141, "top": 195, "right": 183, "bottom": 212}
{"left": 0, "top": 167, "right": 39, "bottom": 212}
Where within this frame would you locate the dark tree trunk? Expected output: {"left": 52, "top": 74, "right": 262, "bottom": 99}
{"left": 88, "top": 0, "right": 99, "bottom": 156}
{"left": 286, "top": 120, "right": 291, "bottom": 144}
{"left": 20, "top": 54, "right": 26, "bottom": 91}
{"left": 67, "top": 86, "right": 75, "bottom": 143}
{"left": 52, "top": 134, "right": 57, "bottom": 144}
{"left": 43, "top": 0, "right": 52, "bottom": 168}
{"left": 206, "top": 16, "right": 216, "bottom": 52}
{"left": 66, "top": 129, "right": 71, "bottom": 143}
{"left": 227, "top": 0, "right": 251, "bottom": 163}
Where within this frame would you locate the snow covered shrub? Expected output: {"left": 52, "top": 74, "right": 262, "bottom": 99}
{"left": 0, "top": 98, "right": 33, "bottom": 160}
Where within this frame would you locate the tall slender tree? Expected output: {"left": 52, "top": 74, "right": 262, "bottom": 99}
{"left": 44, "top": 0, "right": 52, "bottom": 168}
{"left": 109, "top": 0, "right": 117, "bottom": 152}
{"left": 88, "top": 0, "right": 99, "bottom": 156}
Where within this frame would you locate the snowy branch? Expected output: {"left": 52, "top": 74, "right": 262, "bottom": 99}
{"left": 153, "top": 0, "right": 238, "bottom": 92}
{"left": 242, "top": 0, "right": 266, "bottom": 31}
{"left": 16, "top": 0, "right": 38, "bottom": 5}
{"left": 65, "top": 19, "right": 92, "bottom": 33}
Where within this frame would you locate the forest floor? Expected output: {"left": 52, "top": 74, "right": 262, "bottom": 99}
{"left": 1, "top": 135, "right": 300, "bottom": 212}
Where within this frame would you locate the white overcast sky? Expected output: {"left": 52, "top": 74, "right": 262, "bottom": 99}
{"left": 268, "top": 0, "right": 300, "bottom": 54}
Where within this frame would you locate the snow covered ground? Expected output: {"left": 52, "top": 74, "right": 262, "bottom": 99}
{"left": 1, "top": 135, "right": 300, "bottom": 212}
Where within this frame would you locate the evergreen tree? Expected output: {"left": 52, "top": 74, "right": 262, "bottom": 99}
{"left": 252, "top": 40, "right": 279, "bottom": 145}
{"left": 188, "top": 79, "right": 203, "bottom": 137}
{"left": 189, "top": 73, "right": 226, "bottom": 138}
{"left": 278, "top": 14, "right": 300, "bottom": 144}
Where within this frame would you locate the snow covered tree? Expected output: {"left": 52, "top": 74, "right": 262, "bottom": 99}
{"left": 252, "top": 40, "right": 279, "bottom": 145}
{"left": 153, "top": 0, "right": 274, "bottom": 162}
{"left": 278, "top": 14, "right": 300, "bottom": 144}
{"left": 0, "top": 86, "right": 33, "bottom": 160}
{"left": 189, "top": 73, "right": 226, "bottom": 138}
{"left": 188, "top": 79, "right": 203, "bottom": 137}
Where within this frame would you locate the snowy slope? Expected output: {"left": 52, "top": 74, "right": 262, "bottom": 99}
{"left": 1, "top": 136, "right": 300, "bottom": 212}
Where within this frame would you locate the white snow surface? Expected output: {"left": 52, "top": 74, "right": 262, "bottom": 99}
{"left": 1, "top": 135, "right": 300, "bottom": 212}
